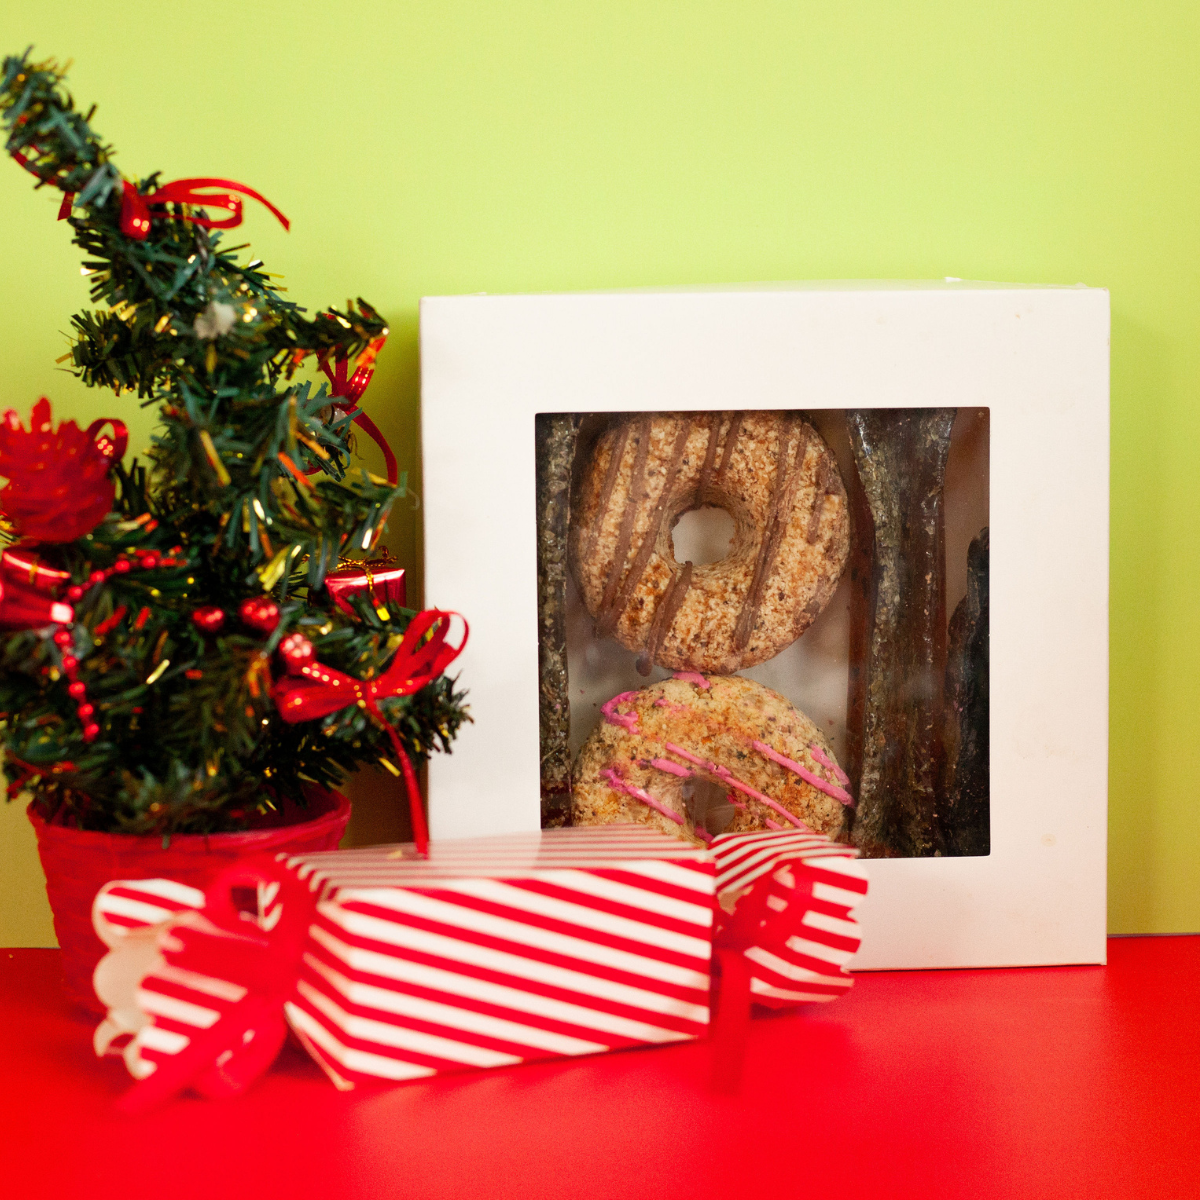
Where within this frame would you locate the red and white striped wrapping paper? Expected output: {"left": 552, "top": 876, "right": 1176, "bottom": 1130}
{"left": 283, "top": 826, "right": 715, "bottom": 1088}
{"left": 709, "top": 830, "right": 868, "bottom": 1006}
{"left": 90, "top": 826, "right": 868, "bottom": 1095}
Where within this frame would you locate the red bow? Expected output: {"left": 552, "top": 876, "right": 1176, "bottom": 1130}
{"left": 117, "top": 177, "right": 289, "bottom": 240}
{"left": 272, "top": 609, "right": 467, "bottom": 855}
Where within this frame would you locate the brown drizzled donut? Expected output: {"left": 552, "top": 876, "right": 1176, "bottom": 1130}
{"left": 570, "top": 411, "right": 849, "bottom": 673}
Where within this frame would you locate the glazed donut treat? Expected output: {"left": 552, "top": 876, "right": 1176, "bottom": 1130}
{"left": 571, "top": 411, "right": 849, "bottom": 674}
{"left": 572, "top": 674, "right": 854, "bottom": 845}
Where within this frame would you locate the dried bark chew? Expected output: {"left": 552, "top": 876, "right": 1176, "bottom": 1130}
{"left": 842, "top": 435, "right": 875, "bottom": 808}
{"left": 941, "top": 527, "right": 989, "bottom": 856}
{"left": 535, "top": 413, "right": 581, "bottom": 827}
{"left": 846, "top": 408, "right": 956, "bottom": 858}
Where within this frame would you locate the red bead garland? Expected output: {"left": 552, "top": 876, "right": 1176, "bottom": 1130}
{"left": 53, "top": 542, "right": 187, "bottom": 743}
{"left": 53, "top": 627, "right": 98, "bottom": 740}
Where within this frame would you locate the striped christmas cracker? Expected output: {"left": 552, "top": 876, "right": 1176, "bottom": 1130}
{"left": 710, "top": 830, "right": 868, "bottom": 1006}
{"left": 281, "top": 826, "right": 715, "bottom": 1089}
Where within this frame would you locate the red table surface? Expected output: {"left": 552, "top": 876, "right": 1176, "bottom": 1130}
{"left": 2, "top": 937, "right": 1197, "bottom": 1200}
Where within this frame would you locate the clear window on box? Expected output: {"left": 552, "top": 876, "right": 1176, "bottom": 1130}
{"left": 534, "top": 408, "right": 989, "bottom": 860}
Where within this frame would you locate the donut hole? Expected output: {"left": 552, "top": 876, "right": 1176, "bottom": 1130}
{"left": 670, "top": 505, "right": 736, "bottom": 566}
{"left": 683, "top": 776, "right": 738, "bottom": 835}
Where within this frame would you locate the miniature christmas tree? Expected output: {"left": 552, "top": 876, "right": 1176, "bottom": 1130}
{"left": 0, "top": 50, "right": 468, "bottom": 842}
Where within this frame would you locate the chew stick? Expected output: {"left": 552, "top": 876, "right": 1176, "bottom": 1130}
{"left": 846, "top": 408, "right": 956, "bottom": 858}
{"left": 535, "top": 413, "right": 581, "bottom": 827}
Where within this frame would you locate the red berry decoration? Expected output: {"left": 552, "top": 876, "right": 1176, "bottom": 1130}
{"left": 239, "top": 597, "right": 280, "bottom": 634}
{"left": 0, "top": 398, "right": 127, "bottom": 542}
{"left": 192, "top": 606, "right": 226, "bottom": 634}
{"left": 279, "top": 632, "right": 314, "bottom": 674}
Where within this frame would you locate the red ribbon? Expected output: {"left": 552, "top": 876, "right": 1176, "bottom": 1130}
{"left": 709, "top": 856, "right": 829, "bottom": 1091}
{"left": 3, "top": 752, "right": 75, "bottom": 799}
{"left": 8, "top": 146, "right": 287, "bottom": 242}
{"left": 1, "top": 545, "right": 70, "bottom": 593}
{"left": 317, "top": 333, "right": 397, "bottom": 485}
{"left": 85, "top": 416, "right": 129, "bottom": 469}
{"left": 119, "top": 177, "right": 289, "bottom": 240}
{"left": 272, "top": 609, "right": 467, "bottom": 856}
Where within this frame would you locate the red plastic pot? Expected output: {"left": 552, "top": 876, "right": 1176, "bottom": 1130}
{"left": 28, "top": 787, "right": 351, "bottom": 1014}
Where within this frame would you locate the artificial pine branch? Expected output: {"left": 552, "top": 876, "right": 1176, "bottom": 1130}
{"left": 0, "top": 50, "right": 468, "bottom": 834}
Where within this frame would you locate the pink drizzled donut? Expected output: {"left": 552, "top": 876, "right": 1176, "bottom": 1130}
{"left": 573, "top": 674, "right": 853, "bottom": 844}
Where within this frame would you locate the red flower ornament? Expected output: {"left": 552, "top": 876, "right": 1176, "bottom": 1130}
{"left": 0, "top": 399, "right": 127, "bottom": 543}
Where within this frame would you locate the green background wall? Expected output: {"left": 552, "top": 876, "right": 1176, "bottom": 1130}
{"left": 0, "top": 1, "right": 1195, "bottom": 944}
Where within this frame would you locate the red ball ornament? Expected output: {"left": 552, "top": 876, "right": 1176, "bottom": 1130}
{"left": 239, "top": 597, "right": 280, "bottom": 634}
{"left": 192, "top": 606, "right": 226, "bottom": 634}
{"left": 0, "top": 399, "right": 128, "bottom": 543}
{"left": 279, "top": 632, "right": 314, "bottom": 673}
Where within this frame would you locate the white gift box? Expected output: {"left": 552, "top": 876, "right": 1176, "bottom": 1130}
{"left": 420, "top": 282, "right": 1110, "bottom": 970}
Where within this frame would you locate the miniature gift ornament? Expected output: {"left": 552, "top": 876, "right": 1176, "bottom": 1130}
{"left": 324, "top": 556, "right": 407, "bottom": 618}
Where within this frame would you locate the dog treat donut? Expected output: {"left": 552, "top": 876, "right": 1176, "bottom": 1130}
{"left": 571, "top": 411, "right": 849, "bottom": 674}
{"left": 572, "top": 674, "right": 854, "bottom": 845}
